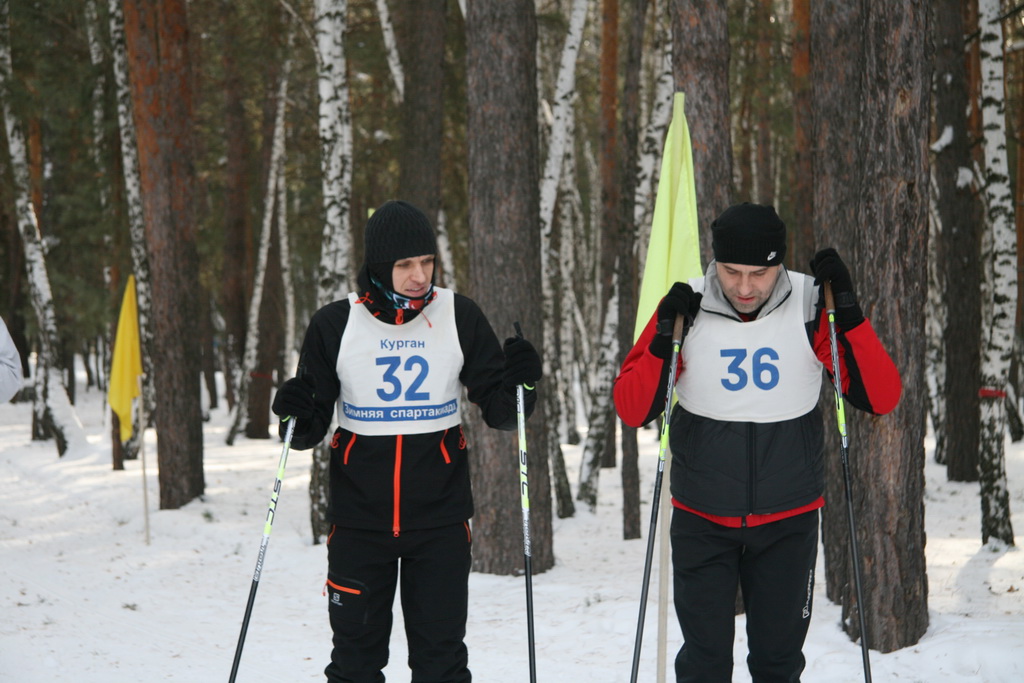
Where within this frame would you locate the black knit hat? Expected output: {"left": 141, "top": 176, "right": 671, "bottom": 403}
{"left": 711, "top": 202, "right": 787, "bottom": 267}
{"left": 364, "top": 200, "right": 437, "bottom": 265}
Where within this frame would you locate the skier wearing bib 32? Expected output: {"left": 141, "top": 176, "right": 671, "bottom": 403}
{"left": 271, "top": 200, "right": 542, "bottom": 683}
{"left": 614, "top": 203, "right": 901, "bottom": 683}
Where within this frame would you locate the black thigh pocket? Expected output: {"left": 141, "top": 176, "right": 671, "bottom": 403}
{"left": 326, "top": 573, "right": 369, "bottom": 623}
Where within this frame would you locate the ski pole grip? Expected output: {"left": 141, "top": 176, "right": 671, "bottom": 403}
{"left": 672, "top": 314, "right": 685, "bottom": 344}
{"left": 823, "top": 281, "right": 836, "bottom": 314}
{"left": 514, "top": 321, "right": 524, "bottom": 340}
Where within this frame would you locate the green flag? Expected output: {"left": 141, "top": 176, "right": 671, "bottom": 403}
{"left": 633, "top": 92, "right": 703, "bottom": 341}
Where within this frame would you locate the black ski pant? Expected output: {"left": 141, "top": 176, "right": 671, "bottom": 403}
{"left": 324, "top": 522, "right": 473, "bottom": 683}
{"left": 671, "top": 508, "right": 819, "bottom": 683}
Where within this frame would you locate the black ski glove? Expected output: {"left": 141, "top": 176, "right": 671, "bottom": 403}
{"left": 272, "top": 375, "right": 316, "bottom": 420}
{"left": 809, "top": 248, "right": 865, "bottom": 331}
{"left": 502, "top": 336, "right": 542, "bottom": 389}
{"left": 649, "top": 282, "right": 702, "bottom": 359}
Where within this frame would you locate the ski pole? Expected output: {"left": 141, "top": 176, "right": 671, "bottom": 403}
{"left": 823, "top": 282, "right": 872, "bottom": 683}
{"left": 229, "top": 416, "right": 296, "bottom": 683}
{"left": 513, "top": 321, "right": 537, "bottom": 683}
{"left": 630, "top": 314, "right": 685, "bottom": 683}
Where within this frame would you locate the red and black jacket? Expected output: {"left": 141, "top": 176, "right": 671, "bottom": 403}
{"left": 614, "top": 272, "right": 901, "bottom": 526}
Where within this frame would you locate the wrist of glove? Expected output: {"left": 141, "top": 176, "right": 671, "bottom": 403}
{"left": 272, "top": 375, "right": 317, "bottom": 420}
{"left": 649, "top": 282, "right": 702, "bottom": 359}
{"left": 502, "top": 337, "right": 542, "bottom": 389}
{"left": 810, "top": 247, "right": 864, "bottom": 331}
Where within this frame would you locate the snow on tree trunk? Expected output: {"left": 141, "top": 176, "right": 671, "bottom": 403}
{"left": 108, "top": 0, "right": 155, "bottom": 445}
{"left": 976, "top": 0, "right": 1016, "bottom": 547}
{"left": 227, "top": 38, "right": 292, "bottom": 446}
{"left": 310, "top": 0, "right": 354, "bottom": 543}
{"left": 0, "top": 7, "right": 84, "bottom": 456}
{"left": 374, "top": 0, "right": 403, "bottom": 103}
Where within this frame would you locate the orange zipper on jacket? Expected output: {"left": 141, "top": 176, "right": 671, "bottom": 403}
{"left": 393, "top": 435, "right": 403, "bottom": 536}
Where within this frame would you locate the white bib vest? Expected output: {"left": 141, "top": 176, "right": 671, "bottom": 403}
{"left": 337, "top": 288, "right": 464, "bottom": 435}
{"left": 675, "top": 273, "right": 822, "bottom": 423}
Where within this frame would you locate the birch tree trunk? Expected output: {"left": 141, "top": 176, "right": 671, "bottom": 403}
{"left": 577, "top": 283, "right": 618, "bottom": 511}
{"left": 812, "top": 0, "right": 930, "bottom": 651}
{"left": 374, "top": 0, "right": 403, "bottom": 103}
{"left": 634, "top": 16, "right": 672, "bottom": 277}
{"left": 108, "top": 0, "right": 155, "bottom": 447}
{"left": 538, "top": 0, "right": 588, "bottom": 521}
{"left": 227, "top": 36, "right": 291, "bottom": 446}
{"left": 310, "top": 0, "right": 354, "bottom": 543}
{"left": 0, "top": 5, "right": 85, "bottom": 457}
{"left": 976, "top": 0, "right": 1016, "bottom": 547}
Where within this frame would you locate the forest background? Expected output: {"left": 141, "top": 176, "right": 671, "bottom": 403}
{"left": 1, "top": 0, "right": 1022, "bottom": 657}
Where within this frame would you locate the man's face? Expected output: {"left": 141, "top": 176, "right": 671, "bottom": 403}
{"left": 391, "top": 254, "right": 435, "bottom": 297}
{"left": 715, "top": 262, "right": 781, "bottom": 314}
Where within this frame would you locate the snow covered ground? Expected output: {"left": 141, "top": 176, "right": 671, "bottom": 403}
{"left": 1, "top": 382, "right": 1022, "bottom": 682}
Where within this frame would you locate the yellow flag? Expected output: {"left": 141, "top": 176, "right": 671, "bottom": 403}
{"left": 109, "top": 275, "right": 143, "bottom": 443}
{"left": 633, "top": 92, "right": 704, "bottom": 341}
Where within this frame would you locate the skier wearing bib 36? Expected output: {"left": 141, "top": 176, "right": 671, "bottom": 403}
{"left": 272, "top": 200, "right": 542, "bottom": 683}
{"left": 614, "top": 202, "right": 901, "bottom": 683}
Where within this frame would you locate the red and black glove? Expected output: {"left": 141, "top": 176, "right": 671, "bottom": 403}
{"left": 649, "top": 282, "right": 702, "bottom": 359}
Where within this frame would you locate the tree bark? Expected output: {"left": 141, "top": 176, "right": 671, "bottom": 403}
{"left": 812, "top": 0, "right": 930, "bottom": 652}
{"left": 309, "top": 0, "right": 355, "bottom": 543}
{"left": 122, "top": 0, "right": 205, "bottom": 510}
{"left": 0, "top": 3, "right": 84, "bottom": 456}
{"left": 976, "top": 0, "right": 1016, "bottom": 547}
{"left": 669, "top": 0, "right": 731, "bottom": 264}
{"left": 790, "top": 0, "right": 813, "bottom": 269}
{"left": 466, "top": 0, "right": 552, "bottom": 574}
{"left": 395, "top": 0, "right": 445, "bottom": 225}
{"left": 617, "top": 0, "right": 649, "bottom": 540}
{"left": 934, "top": 0, "right": 983, "bottom": 482}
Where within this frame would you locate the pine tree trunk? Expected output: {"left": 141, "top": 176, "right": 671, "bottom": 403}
{"left": 790, "top": 0, "right": 813, "bottom": 268}
{"left": 934, "top": 0, "right": 983, "bottom": 480}
{"left": 669, "top": 0, "right": 731, "bottom": 263}
{"left": 122, "top": 0, "right": 205, "bottom": 510}
{"left": 395, "top": 0, "right": 444, "bottom": 220}
{"left": 466, "top": 0, "right": 552, "bottom": 575}
{"left": 218, "top": 0, "right": 255, "bottom": 388}
{"left": 976, "top": 0, "right": 1016, "bottom": 547}
{"left": 812, "top": 0, "right": 930, "bottom": 652}
{"left": 618, "top": 0, "right": 648, "bottom": 540}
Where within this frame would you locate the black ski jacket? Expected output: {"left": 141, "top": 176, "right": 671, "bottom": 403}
{"left": 282, "top": 273, "right": 534, "bottom": 535}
